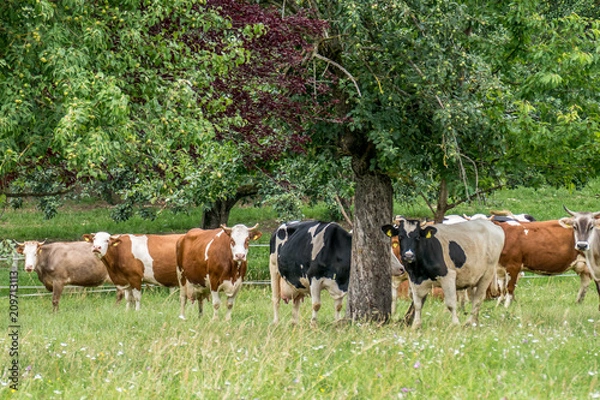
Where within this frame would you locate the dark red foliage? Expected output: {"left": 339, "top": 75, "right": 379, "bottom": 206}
{"left": 191, "top": 0, "right": 332, "bottom": 166}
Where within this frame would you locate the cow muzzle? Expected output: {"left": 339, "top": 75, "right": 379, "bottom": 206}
{"left": 402, "top": 250, "right": 416, "bottom": 264}
{"left": 24, "top": 265, "right": 34, "bottom": 273}
{"left": 576, "top": 241, "right": 590, "bottom": 251}
{"left": 233, "top": 253, "right": 246, "bottom": 262}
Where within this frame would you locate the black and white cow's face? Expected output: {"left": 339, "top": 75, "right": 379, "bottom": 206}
{"left": 559, "top": 208, "right": 600, "bottom": 252}
{"left": 382, "top": 220, "right": 437, "bottom": 264}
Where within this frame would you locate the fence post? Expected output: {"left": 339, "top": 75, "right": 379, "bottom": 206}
{"left": 11, "top": 253, "right": 18, "bottom": 274}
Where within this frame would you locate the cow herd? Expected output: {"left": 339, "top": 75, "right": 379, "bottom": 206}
{"left": 13, "top": 206, "right": 600, "bottom": 328}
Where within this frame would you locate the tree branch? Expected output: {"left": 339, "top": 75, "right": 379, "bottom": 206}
{"left": 334, "top": 193, "right": 353, "bottom": 228}
{"left": 312, "top": 52, "right": 362, "bottom": 97}
{"left": 1, "top": 189, "right": 73, "bottom": 198}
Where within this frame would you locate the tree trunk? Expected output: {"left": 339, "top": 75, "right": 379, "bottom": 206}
{"left": 201, "top": 184, "right": 259, "bottom": 229}
{"left": 434, "top": 177, "right": 449, "bottom": 223}
{"left": 346, "top": 157, "right": 394, "bottom": 323}
{"left": 201, "top": 197, "right": 239, "bottom": 229}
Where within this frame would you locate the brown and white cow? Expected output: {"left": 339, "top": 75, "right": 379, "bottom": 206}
{"left": 83, "top": 232, "right": 183, "bottom": 310}
{"left": 15, "top": 241, "right": 123, "bottom": 311}
{"left": 176, "top": 224, "right": 262, "bottom": 321}
{"left": 494, "top": 219, "right": 593, "bottom": 308}
{"left": 559, "top": 207, "right": 600, "bottom": 310}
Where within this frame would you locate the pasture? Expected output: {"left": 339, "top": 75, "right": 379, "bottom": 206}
{"left": 1, "top": 276, "right": 600, "bottom": 399}
{"left": 2, "top": 185, "right": 600, "bottom": 398}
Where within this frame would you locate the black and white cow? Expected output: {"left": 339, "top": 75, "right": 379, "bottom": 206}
{"left": 269, "top": 221, "right": 404, "bottom": 325}
{"left": 382, "top": 218, "right": 505, "bottom": 328}
{"left": 559, "top": 206, "right": 600, "bottom": 310}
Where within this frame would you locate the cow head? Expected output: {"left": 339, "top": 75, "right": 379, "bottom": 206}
{"left": 220, "top": 223, "right": 262, "bottom": 262}
{"left": 15, "top": 240, "right": 45, "bottom": 272}
{"left": 559, "top": 206, "right": 600, "bottom": 252}
{"left": 83, "top": 232, "right": 122, "bottom": 258}
{"left": 382, "top": 218, "right": 437, "bottom": 264}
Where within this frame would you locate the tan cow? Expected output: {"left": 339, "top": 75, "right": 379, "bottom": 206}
{"left": 176, "top": 224, "right": 262, "bottom": 321}
{"left": 559, "top": 207, "right": 600, "bottom": 310}
{"left": 83, "top": 232, "right": 183, "bottom": 310}
{"left": 15, "top": 241, "right": 123, "bottom": 311}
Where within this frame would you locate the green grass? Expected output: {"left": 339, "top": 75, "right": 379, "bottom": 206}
{"left": 1, "top": 276, "right": 599, "bottom": 399}
{"left": 2, "top": 184, "right": 600, "bottom": 398}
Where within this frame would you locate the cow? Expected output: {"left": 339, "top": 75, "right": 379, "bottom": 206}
{"left": 270, "top": 221, "right": 404, "bottom": 325}
{"left": 559, "top": 206, "right": 600, "bottom": 310}
{"left": 442, "top": 215, "right": 469, "bottom": 225}
{"left": 15, "top": 241, "right": 123, "bottom": 311}
{"left": 269, "top": 221, "right": 351, "bottom": 325}
{"left": 176, "top": 224, "right": 262, "bottom": 321}
{"left": 82, "top": 232, "right": 183, "bottom": 310}
{"left": 493, "top": 219, "right": 593, "bottom": 308}
{"left": 382, "top": 218, "right": 504, "bottom": 328}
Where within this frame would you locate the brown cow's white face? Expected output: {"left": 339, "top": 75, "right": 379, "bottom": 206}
{"left": 17, "top": 241, "right": 42, "bottom": 272}
{"left": 222, "top": 224, "right": 262, "bottom": 262}
{"left": 88, "top": 232, "right": 120, "bottom": 258}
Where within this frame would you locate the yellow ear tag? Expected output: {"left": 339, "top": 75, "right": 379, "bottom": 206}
{"left": 392, "top": 242, "right": 398, "bottom": 248}
{"left": 426, "top": 231, "right": 432, "bottom": 239}
{"left": 386, "top": 230, "right": 392, "bottom": 237}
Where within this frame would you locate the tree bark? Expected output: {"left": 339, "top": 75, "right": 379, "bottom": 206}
{"left": 346, "top": 156, "right": 394, "bottom": 323}
{"left": 201, "top": 184, "right": 259, "bottom": 229}
{"left": 201, "top": 197, "right": 239, "bottom": 229}
{"left": 434, "top": 177, "right": 449, "bottom": 223}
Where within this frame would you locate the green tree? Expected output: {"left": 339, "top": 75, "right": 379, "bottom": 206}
{"left": 292, "top": 0, "right": 600, "bottom": 321}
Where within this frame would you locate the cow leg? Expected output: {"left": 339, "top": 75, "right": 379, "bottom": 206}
{"left": 403, "top": 301, "right": 415, "bottom": 327}
{"left": 224, "top": 294, "right": 237, "bottom": 321}
{"left": 439, "top": 276, "right": 459, "bottom": 325}
{"left": 178, "top": 285, "right": 188, "bottom": 320}
{"left": 410, "top": 282, "right": 430, "bottom": 329}
{"left": 269, "top": 254, "right": 282, "bottom": 324}
{"left": 114, "top": 288, "right": 125, "bottom": 305}
{"left": 310, "top": 278, "right": 323, "bottom": 326}
{"left": 595, "top": 280, "right": 600, "bottom": 311}
{"left": 577, "top": 270, "right": 591, "bottom": 304}
{"left": 496, "top": 272, "right": 508, "bottom": 307}
{"left": 503, "top": 264, "right": 520, "bottom": 308}
{"left": 52, "top": 282, "right": 64, "bottom": 312}
{"left": 291, "top": 296, "right": 302, "bottom": 325}
{"left": 211, "top": 291, "right": 221, "bottom": 321}
{"left": 466, "top": 271, "right": 495, "bottom": 327}
{"left": 391, "top": 276, "right": 401, "bottom": 316}
{"left": 123, "top": 288, "right": 135, "bottom": 310}
{"left": 132, "top": 288, "right": 142, "bottom": 311}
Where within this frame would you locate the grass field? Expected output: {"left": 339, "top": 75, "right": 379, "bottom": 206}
{"left": 1, "top": 275, "right": 600, "bottom": 399}
{"left": 2, "top": 185, "right": 600, "bottom": 398}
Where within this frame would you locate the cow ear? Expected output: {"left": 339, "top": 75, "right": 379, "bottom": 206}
{"left": 558, "top": 217, "right": 573, "bottom": 229}
{"left": 15, "top": 245, "right": 24, "bottom": 254}
{"left": 421, "top": 226, "right": 437, "bottom": 239}
{"left": 381, "top": 224, "right": 398, "bottom": 237}
{"left": 82, "top": 234, "right": 93, "bottom": 242}
{"left": 250, "top": 231, "right": 262, "bottom": 241}
{"left": 111, "top": 238, "right": 121, "bottom": 247}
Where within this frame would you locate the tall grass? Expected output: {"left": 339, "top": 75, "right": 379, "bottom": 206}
{"left": 2, "top": 184, "right": 600, "bottom": 398}
{"left": 1, "top": 277, "right": 599, "bottom": 399}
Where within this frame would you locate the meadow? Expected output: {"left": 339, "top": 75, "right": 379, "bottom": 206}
{"left": 2, "top": 185, "right": 600, "bottom": 399}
